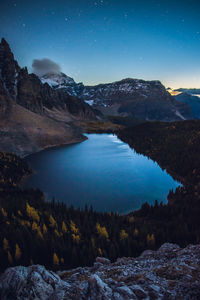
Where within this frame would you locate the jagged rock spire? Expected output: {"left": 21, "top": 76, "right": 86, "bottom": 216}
{"left": 0, "top": 37, "right": 21, "bottom": 98}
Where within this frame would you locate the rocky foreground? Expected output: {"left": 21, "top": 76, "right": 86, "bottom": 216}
{"left": 0, "top": 243, "right": 200, "bottom": 299}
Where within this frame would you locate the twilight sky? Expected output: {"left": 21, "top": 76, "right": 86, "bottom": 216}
{"left": 0, "top": 0, "right": 200, "bottom": 88}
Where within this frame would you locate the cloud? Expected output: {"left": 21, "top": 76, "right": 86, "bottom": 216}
{"left": 32, "top": 58, "right": 61, "bottom": 76}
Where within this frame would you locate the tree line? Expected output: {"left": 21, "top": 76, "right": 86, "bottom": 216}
{"left": 1, "top": 119, "right": 200, "bottom": 271}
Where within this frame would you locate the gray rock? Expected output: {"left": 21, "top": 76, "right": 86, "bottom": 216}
{"left": 96, "top": 257, "right": 111, "bottom": 265}
{"left": 1, "top": 243, "right": 200, "bottom": 299}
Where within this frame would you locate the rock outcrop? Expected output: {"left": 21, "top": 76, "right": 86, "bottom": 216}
{"left": 1, "top": 243, "right": 200, "bottom": 299}
{"left": 0, "top": 38, "right": 96, "bottom": 156}
{"left": 0, "top": 38, "right": 20, "bottom": 99}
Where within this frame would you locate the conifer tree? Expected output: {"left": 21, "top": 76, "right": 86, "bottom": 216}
{"left": 26, "top": 203, "right": 40, "bottom": 222}
{"left": 120, "top": 229, "right": 128, "bottom": 240}
{"left": 62, "top": 221, "right": 68, "bottom": 233}
{"left": 43, "top": 223, "right": 47, "bottom": 234}
{"left": 3, "top": 238, "right": 9, "bottom": 252}
{"left": 15, "top": 244, "right": 22, "bottom": 261}
{"left": 7, "top": 251, "right": 13, "bottom": 264}
{"left": 53, "top": 253, "right": 59, "bottom": 265}
{"left": 1, "top": 207, "right": 7, "bottom": 217}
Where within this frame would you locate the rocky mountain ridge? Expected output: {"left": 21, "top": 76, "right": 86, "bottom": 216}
{"left": 168, "top": 88, "right": 200, "bottom": 119}
{"left": 0, "top": 243, "right": 200, "bottom": 299}
{"left": 0, "top": 38, "right": 96, "bottom": 156}
{"left": 41, "top": 73, "right": 192, "bottom": 121}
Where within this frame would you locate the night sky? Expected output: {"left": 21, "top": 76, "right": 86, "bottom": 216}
{"left": 1, "top": 0, "right": 200, "bottom": 88}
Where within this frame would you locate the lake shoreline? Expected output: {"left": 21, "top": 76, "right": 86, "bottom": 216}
{"left": 23, "top": 133, "right": 180, "bottom": 214}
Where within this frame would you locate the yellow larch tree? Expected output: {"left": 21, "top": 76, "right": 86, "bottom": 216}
{"left": 60, "top": 257, "right": 64, "bottom": 264}
{"left": 96, "top": 223, "right": 109, "bottom": 239}
{"left": 72, "top": 233, "right": 80, "bottom": 243}
{"left": 70, "top": 220, "right": 79, "bottom": 234}
{"left": 120, "top": 229, "right": 129, "bottom": 240}
{"left": 133, "top": 228, "right": 139, "bottom": 237}
{"left": 43, "top": 223, "right": 48, "bottom": 234}
{"left": 7, "top": 251, "right": 13, "bottom": 264}
{"left": 15, "top": 244, "right": 22, "bottom": 261}
{"left": 3, "top": 238, "right": 9, "bottom": 252}
{"left": 62, "top": 221, "right": 68, "bottom": 233}
{"left": 1, "top": 207, "right": 7, "bottom": 217}
{"left": 53, "top": 253, "right": 59, "bottom": 265}
{"left": 146, "top": 233, "right": 155, "bottom": 247}
{"left": 49, "top": 215, "right": 57, "bottom": 228}
{"left": 26, "top": 203, "right": 40, "bottom": 222}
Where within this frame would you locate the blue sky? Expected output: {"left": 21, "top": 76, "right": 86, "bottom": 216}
{"left": 0, "top": 0, "right": 200, "bottom": 88}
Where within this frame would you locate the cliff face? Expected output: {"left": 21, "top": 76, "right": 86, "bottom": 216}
{"left": 0, "top": 38, "right": 20, "bottom": 99}
{"left": 0, "top": 243, "right": 200, "bottom": 299}
{"left": 17, "top": 70, "right": 96, "bottom": 120}
{"left": 0, "top": 38, "right": 96, "bottom": 156}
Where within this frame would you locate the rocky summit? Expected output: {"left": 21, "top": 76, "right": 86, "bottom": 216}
{"left": 0, "top": 243, "right": 200, "bottom": 299}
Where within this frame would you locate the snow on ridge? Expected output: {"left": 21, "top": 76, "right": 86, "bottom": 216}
{"left": 40, "top": 72, "right": 75, "bottom": 88}
{"left": 175, "top": 110, "right": 186, "bottom": 120}
{"left": 41, "top": 78, "right": 58, "bottom": 88}
{"left": 191, "top": 94, "right": 200, "bottom": 98}
{"left": 85, "top": 100, "right": 94, "bottom": 106}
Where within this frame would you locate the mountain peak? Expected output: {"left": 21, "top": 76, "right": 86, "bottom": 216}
{"left": 40, "top": 71, "right": 75, "bottom": 88}
{"left": 0, "top": 38, "right": 10, "bottom": 48}
{"left": 0, "top": 37, "right": 21, "bottom": 98}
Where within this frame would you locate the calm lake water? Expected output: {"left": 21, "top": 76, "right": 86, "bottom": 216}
{"left": 23, "top": 134, "right": 180, "bottom": 214}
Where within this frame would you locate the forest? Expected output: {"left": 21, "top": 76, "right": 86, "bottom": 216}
{"left": 1, "top": 120, "right": 200, "bottom": 272}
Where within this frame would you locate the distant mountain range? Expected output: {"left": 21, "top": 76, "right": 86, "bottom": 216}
{"left": 41, "top": 72, "right": 192, "bottom": 121}
{"left": 167, "top": 88, "right": 200, "bottom": 119}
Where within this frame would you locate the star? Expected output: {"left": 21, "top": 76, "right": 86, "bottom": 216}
{"left": 22, "top": 23, "right": 26, "bottom": 27}
{"left": 65, "top": 18, "right": 68, "bottom": 22}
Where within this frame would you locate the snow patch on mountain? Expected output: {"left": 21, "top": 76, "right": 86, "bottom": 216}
{"left": 191, "top": 94, "right": 200, "bottom": 98}
{"left": 85, "top": 100, "right": 94, "bottom": 106}
{"left": 40, "top": 72, "right": 75, "bottom": 89}
{"left": 175, "top": 110, "right": 186, "bottom": 120}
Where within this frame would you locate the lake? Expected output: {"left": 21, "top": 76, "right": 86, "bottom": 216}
{"left": 23, "top": 134, "right": 180, "bottom": 214}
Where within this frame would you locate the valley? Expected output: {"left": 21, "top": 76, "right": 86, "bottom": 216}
{"left": 0, "top": 38, "right": 197, "bottom": 156}
{"left": 1, "top": 38, "right": 200, "bottom": 276}
{"left": 1, "top": 0, "right": 200, "bottom": 296}
{"left": 1, "top": 119, "right": 200, "bottom": 276}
